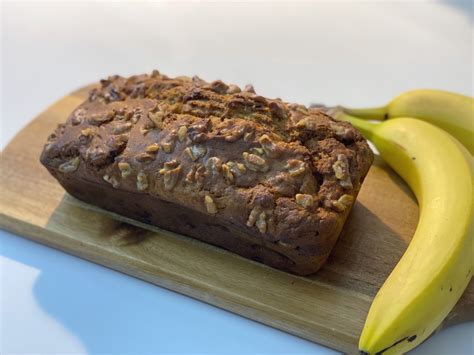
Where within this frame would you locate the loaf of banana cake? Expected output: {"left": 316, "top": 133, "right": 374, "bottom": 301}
{"left": 40, "top": 70, "right": 373, "bottom": 275}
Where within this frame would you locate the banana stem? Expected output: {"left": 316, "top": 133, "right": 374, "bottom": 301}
{"left": 343, "top": 106, "right": 388, "bottom": 120}
{"left": 333, "top": 110, "right": 378, "bottom": 140}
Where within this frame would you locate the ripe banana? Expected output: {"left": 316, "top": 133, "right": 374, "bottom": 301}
{"left": 342, "top": 89, "right": 474, "bottom": 155}
{"left": 336, "top": 113, "right": 473, "bottom": 354}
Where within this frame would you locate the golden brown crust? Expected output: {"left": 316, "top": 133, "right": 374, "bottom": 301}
{"left": 40, "top": 70, "right": 373, "bottom": 275}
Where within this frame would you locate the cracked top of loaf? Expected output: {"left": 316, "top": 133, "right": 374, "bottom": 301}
{"left": 40, "top": 70, "right": 373, "bottom": 258}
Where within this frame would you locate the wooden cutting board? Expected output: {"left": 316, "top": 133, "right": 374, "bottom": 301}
{"left": 1, "top": 85, "right": 472, "bottom": 353}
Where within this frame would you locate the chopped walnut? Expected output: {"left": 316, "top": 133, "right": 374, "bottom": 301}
{"left": 118, "top": 162, "right": 132, "bottom": 178}
{"left": 161, "top": 140, "right": 175, "bottom": 154}
{"left": 222, "top": 161, "right": 247, "bottom": 183}
{"left": 148, "top": 111, "right": 164, "bottom": 129}
{"left": 296, "top": 116, "right": 318, "bottom": 130}
{"left": 58, "top": 157, "right": 80, "bottom": 173}
{"left": 184, "top": 168, "right": 192, "bottom": 183}
{"left": 332, "top": 154, "right": 353, "bottom": 189}
{"left": 135, "top": 153, "right": 154, "bottom": 163}
{"left": 285, "top": 159, "right": 307, "bottom": 177}
{"left": 246, "top": 207, "right": 261, "bottom": 227}
{"left": 330, "top": 122, "right": 351, "bottom": 139}
{"left": 243, "top": 152, "right": 269, "bottom": 172}
{"left": 236, "top": 162, "right": 246, "bottom": 173}
{"left": 140, "top": 126, "right": 150, "bottom": 136}
{"left": 112, "top": 122, "right": 133, "bottom": 135}
{"left": 164, "top": 160, "right": 180, "bottom": 169}
{"left": 72, "top": 108, "right": 86, "bottom": 125}
{"left": 159, "top": 160, "right": 182, "bottom": 191}
{"left": 136, "top": 171, "right": 148, "bottom": 191}
{"left": 163, "top": 166, "right": 181, "bottom": 191}
{"left": 145, "top": 143, "right": 160, "bottom": 153}
{"left": 103, "top": 174, "right": 120, "bottom": 188}
{"left": 185, "top": 145, "right": 207, "bottom": 161}
{"left": 85, "top": 146, "right": 108, "bottom": 166}
{"left": 331, "top": 194, "right": 354, "bottom": 212}
{"left": 88, "top": 111, "right": 115, "bottom": 126}
{"left": 295, "top": 194, "right": 314, "bottom": 208}
{"left": 205, "top": 157, "right": 222, "bottom": 176}
{"left": 243, "top": 131, "right": 254, "bottom": 142}
{"left": 249, "top": 147, "right": 264, "bottom": 155}
{"left": 177, "top": 126, "right": 188, "bottom": 142}
{"left": 255, "top": 212, "right": 267, "bottom": 233}
{"left": 204, "top": 195, "right": 218, "bottom": 214}
{"left": 259, "top": 134, "right": 281, "bottom": 158}
{"left": 131, "top": 108, "right": 142, "bottom": 124}
{"left": 222, "top": 163, "right": 234, "bottom": 183}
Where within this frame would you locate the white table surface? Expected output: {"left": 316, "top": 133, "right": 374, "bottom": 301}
{"left": 1, "top": 1, "right": 473, "bottom": 354}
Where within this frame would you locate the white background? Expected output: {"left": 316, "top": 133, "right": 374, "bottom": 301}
{"left": 1, "top": 1, "right": 473, "bottom": 354}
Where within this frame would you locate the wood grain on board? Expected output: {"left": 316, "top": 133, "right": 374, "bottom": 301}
{"left": 0, "top": 85, "right": 472, "bottom": 353}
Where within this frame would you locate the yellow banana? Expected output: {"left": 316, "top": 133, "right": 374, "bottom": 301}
{"left": 336, "top": 113, "right": 473, "bottom": 354}
{"left": 342, "top": 89, "right": 474, "bottom": 155}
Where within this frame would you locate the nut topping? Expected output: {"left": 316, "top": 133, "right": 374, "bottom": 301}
{"left": 88, "top": 111, "right": 115, "bottom": 126}
{"left": 185, "top": 145, "right": 207, "bottom": 161}
{"left": 184, "top": 164, "right": 205, "bottom": 187}
{"left": 285, "top": 159, "right": 306, "bottom": 177}
{"left": 249, "top": 147, "right": 264, "bottom": 155}
{"left": 164, "top": 160, "right": 180, "bottom": 169}
{"left": 246, "top": 207, "right": 261, "bottom": 227}
{"left": 58, "top": 157, "right": 80, "bottom": 173}
{"left": 160, "top": 160, "right": 182, "bottom": 191}
{"left": 113, "top": 122, "right": 133, "bottom": 135}
{"left": 330, "top": 122, "right": 351, "bottom": 139}
{"left": 222, "top": 163, "right": 234, "bottom": 183}
{"left": 103, "top": 174, "right": 120, "bottom": 188}
{"left": 135, "top": 152, "right": 155, "bottom": 163}
{"left": 177, "top": 126, "right": 188, "bottom": 142}
{"left": 205, "top": 157, "right": 222, "bottom": 176}
{"left": 148, "top": 111, "right": 164, "bottom": 129}
{"left": 332, "top": 154, "right": 353, "bottom": 189}
{"left": 296, "top": 116, "right": 318, "bottom": 130}
{"left": 258, "top": 134, "right": 281, "bottom": 158}
{"left": 243, "top": 152, "right": 269, "bottom": 172}
{"left": 331, "top": 194, "right": 354, "bottom": 212}
{"left": 295, "top": 194, "right": 314, "bottom": 208}
{"left": 145, "top": 143, "right": 160, "bottom": 153}
{"left": 118, "top": 162, "right": 132, "bottom": 178}
{"left": 136, "top": 171, "right": 148, "bottom": 191}
{"left": 204, "top": 195, "right": 218, "bottom": 214}
{"left": 243, "top": 131, "right": 255, "bottom": 142}
{"left": 72, "top": 108, "right": 86, "bottom": 125}
{"left": 255, "top": 212, "right": 267, "bottom": 234}
{"left": 161, "top": 140, "right": 175, "bottom": 154}
{"left": 163, "top": 166, "right": 181, "bottom": 191}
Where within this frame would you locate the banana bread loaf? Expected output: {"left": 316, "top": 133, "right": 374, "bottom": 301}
{"left": 40, "top": 70, "right": 373, "bottom": 275}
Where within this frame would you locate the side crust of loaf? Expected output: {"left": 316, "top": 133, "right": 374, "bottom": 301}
{"left": 40, "top": 71, "right": 374, "bottom": 275}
